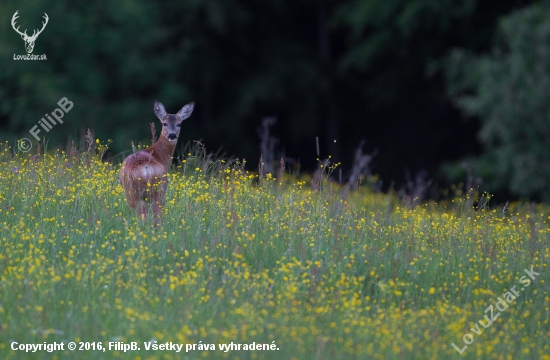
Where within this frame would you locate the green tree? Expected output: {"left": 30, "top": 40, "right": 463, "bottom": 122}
{"left": 445, "top": 3, "right": 550, "bottom": 201}
{"left": 0, "top": 0, "right": 534, "bottom": 184}
{"left": 0, "top": 0, "right": 335, "bottom": 165}
{"left": 0, "top": 0, "right": 169, "bottom": 153}
{"left": 330, "top": 0, "right": 511, "bottom": 182}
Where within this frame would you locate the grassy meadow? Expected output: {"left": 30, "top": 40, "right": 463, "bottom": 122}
{"left": 0, "top": 140, "right": 549, "bottom": 360}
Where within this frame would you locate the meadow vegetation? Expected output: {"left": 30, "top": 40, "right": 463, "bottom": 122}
{"left": 0, "top": 139, "right": 548, "bottom": 359}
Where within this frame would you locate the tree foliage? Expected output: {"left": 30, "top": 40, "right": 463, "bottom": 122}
{"left": 446, "top": 3, "right": 550, "bottom": 201}
{"left": 1, "top": 0, "right": 337, "bottom": 163}
{"left": 0, "top": 0, "right": 535, "bottom": 190}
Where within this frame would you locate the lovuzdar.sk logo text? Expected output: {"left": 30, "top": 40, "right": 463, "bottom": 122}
{"left": 11, "top": 10, "right": 48, "bottom": 61}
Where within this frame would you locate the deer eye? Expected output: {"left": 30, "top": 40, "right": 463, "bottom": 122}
{"left": 163, "top": 123, "right": 167, "bottom": 127}
{"left": 177, "top": 123, "right": 182, "bottom": 127}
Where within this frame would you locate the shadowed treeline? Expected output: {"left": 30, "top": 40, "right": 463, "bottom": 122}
{"left": 2, "top": 0, "right": 547, "bottom": 200}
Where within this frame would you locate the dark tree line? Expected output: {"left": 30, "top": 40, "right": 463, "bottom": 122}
{"left": 0, "top": 0, "right": 544, "bottom": 199}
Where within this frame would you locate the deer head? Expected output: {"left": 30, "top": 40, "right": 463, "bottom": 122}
{"left": 11, "top": 11, "right": 49, "bottom": 54}
{"left": 153, "top": 101, "right": 195, "bottom": 142}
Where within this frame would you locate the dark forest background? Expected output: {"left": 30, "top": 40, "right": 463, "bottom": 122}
{"left": 3, "top": 0, "right": 550, "bottom": 201}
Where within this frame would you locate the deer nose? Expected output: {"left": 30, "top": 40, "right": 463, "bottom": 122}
{"left": 168, "top": 133, "right": 177, "bottom": 140}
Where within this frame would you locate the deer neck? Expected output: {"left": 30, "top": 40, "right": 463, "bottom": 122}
{"left": 147, "top": 135, "right": 178, "bottom": 168}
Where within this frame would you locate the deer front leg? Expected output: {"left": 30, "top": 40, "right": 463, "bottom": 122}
{"left": 125, "top": 182, "right": 148, "bottom": 221}
{"left": 137, "top": 200, "right": 148, "bottom": 221}
{"left": 152, "top": 201, "right": 162, "bottom": 227}
{"left": 123, "top": 185, "right": 139, "bottom": 211}
{"left": 151, "top": 181, "right": 167, "bottom": 227}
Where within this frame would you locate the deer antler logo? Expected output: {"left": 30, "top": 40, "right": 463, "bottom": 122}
{"left": 11, "top": 11, "right": 49, "bottom": 54}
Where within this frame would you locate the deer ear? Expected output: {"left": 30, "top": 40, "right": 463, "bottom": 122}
{"left": 154, "top": 100, "right": 167, "bottom": 120}
{"left": 177, "top": 101, "right": 195, "bottom": 121}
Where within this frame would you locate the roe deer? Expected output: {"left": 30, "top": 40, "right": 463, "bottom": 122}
{"left": 120, "top": 100, "right": 194, "bottom": 226}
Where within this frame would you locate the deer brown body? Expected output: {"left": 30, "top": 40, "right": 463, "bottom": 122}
{"left": 120, "top": 100, "right": 194, "bottom": 226}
